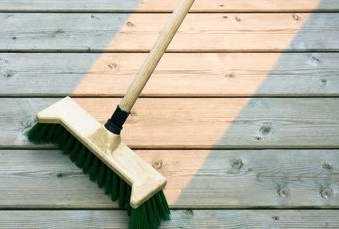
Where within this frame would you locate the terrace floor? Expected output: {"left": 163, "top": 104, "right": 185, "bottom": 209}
{"left": 1, "top": 0, "right": 339, "bottom": 228}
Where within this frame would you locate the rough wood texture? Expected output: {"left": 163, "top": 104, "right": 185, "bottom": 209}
{"left": 1, "top": 53, "right": 338, "bottom": 97}
{"left": 1, "top": 13, "right": 339, "bottom": 51}
{"left": 2, "top": 98, "right": 338, "bottom": 149}
{"left": 0, "top": 0, "right": 338, "bottom": 12}
{"left": 1, "top": 149, "right": 339, "bottom": 208}
{"left": 0, "top": 210, "right": 338, "bottom": 228}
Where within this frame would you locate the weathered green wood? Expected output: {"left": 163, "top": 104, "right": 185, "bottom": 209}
{"left": 0, "top": 0, "right": 338, "bottom": 12}
{"left": 0, "top": 13, "right": 129, "bottom": 51}
{"left": 1, "top": 98, "right": 339, "bottom": 149}
{"left": 1, "top": 53, "right": 339, "bottom": 97}
{"left": 0, "top": 210, "right": 338, "bottom": 228}
{"left": 1, "top": 149, "right": 339, "bottom": 208}
{"left": 1, "top": 13, "right": 339, "bottom": 51}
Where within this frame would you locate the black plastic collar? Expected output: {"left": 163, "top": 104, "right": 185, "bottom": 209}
{"left": 104, "top": 106, "right": 130, "bottom": 135}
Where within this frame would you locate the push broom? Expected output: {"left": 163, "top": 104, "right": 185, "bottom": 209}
{"left": 26, "top": 0, "right": 194, "bottom": 228}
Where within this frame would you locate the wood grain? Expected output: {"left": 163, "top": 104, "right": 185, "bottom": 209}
{"left": 1, "top": 13, "right": 339, "bottom": 51}
{"left": 0, "top": 0, "right": 337, "bottom": 12}
{"left": 2, "top": 53, "right": 338, "bottom": 97}
{"left": 0, "top": 210, "right": 338, "bottom": 228}
{"left": 2, "top": 98, "right": 338, "bottom": 149}
{"left": 1, "top": 149, "right": 339, "bottom": 208}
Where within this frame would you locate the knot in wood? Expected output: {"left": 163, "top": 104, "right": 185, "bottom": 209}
{"left": 184, "top": 209, "right": 194, "bottom": 216}
{"left": 272, "top": 216, "right": 280, "bottom": 221}
{"left": 6, "top": 72, "right": 14, "bottom": 78}
{"left": 259, "top": 123, "right": 272, "bottom": 135}
{"left": 322, "top": 161, "right": 333, "bottom": 172}
{"left": 278, "top": 186, "right": 289, "bottom": 198}
{"left": 231, "top": 159, "right": 243, "bottom": 170}
{"left": 292, "top": 14, "right": 301, "bottom": 21}
{"left": 225, "top": 73, "right": 235, "bottom": 78}
{"left": 107, "top": 63, "right": 118, "bottom": 70}
{"left": 320, "top": 187, "right": 333, "bottom": 199}
{"left": 126, "top": 21, "right": 135, "bottom": 27}
{"left": 152, "top": 160, "right": 163, "bottom": 169}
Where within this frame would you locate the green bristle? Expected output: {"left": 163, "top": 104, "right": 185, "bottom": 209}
{"left": 126, "top": 184, "right": 131, "bottom": 204}
{"left": 111, "top": 171, "right": 119, "bottom": 201}
{"left": 26, "top": 123, "right": 171, "bottom": 229}
{"left": 75, "top": 145, "right": 87, "bottom": 168}
{"left": 61, "top": 134, "right": 75, "bottom": 154}
{"left": 35, "top": 124, "right": 50, "bottom": 143}
{"left": 97, "top": 163, "right": 107, "bottom": 188}
{"left": 129, "top": 204, "right": 150, "bottom": 229}
{"left": 149, "top": 197, "right": 160, "bottom": 228}
{"left": 27, "top": 123, "right": 48, "bottom": 144}
{"left": 69, "top": 140, "right": 81, "bottom": 162}
{"left": 26, "top": 123, "right": 40, "bottom": 143}
{"left": 89, "top": 156, "right": 100, "bottom": 181}
{"left": 57, "top": 128, "right": 71, "bottom": 148}
{"left": 82, "top": 149, "right": 94, "bottom": 174}
{"left": 104, "top": 169, "right": 113, "bottom": 195}
{"left": 145, "top": 198, "right": 156, "bottom": 229}
{"left": 157, "top": 191, "right": 170, "bottom": 220}
{"left": 119, "top": 178, "right": 127, "bottom": 207}
{"left": 129, "top": 191, "right": 170, "bottom": 229}
{"left": 41, "top": 124, "right": 57, "bottom": 143}
{"left": 50, "top": 125, "right": 65, "bottom": 143}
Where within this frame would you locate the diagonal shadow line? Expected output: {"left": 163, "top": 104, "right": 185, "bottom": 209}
{"left": 174, "top": 0, "right": 339, "bottom": 209}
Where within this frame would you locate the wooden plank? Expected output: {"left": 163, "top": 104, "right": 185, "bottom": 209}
{"left": 1, "top": 13, "right": 339, "bottom": 51}
{"left": 1, "top": 149, "right": 339, "bottom": 208}
{"left": 2, "top": 98, "right": 339, "bottom": 149}
{"left": 0, "top": 0, "right": 338, "bottom": 12}
{"left": 0, "top": 210, "right": 338, "bottom": 228}
{"left": 1, "top": 52, "right": 339, "bottom": 97}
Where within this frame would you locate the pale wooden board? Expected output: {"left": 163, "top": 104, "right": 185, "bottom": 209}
{"left": 0, "top": 210, "right": 338, "bottom": 228}
{"left": 1, "top": 149, "right": 339, "bottom": 208}
{"left": 0, "top": 13, "right": 130, "bottom": 51}
{"left": 2, "top": 98, "right": 339, "bottom": 149}
{"left": 1, "top": 13, "right": 339, "bottom": 51}
{"left": 1, "top": 52, "right": 338, "bottom": 97}
{"left": 0, "top": 0, "right": 338, "bottom": 12}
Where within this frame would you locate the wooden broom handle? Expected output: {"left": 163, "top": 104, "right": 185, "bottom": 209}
{"left": 119, "top": 0, "right": 195, "bottom": 112}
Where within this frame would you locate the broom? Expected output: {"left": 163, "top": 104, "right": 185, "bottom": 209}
{"left": 26, "top": 0, "right": 194, "bottom": 228}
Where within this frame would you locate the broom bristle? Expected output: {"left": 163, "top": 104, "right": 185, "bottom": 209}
{"left": 26, "top": 123, "right": 170, "bottom": 229}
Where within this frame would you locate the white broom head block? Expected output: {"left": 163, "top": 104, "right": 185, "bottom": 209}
{"left": 37, "top": 97, "right": 167, "bottom": 209}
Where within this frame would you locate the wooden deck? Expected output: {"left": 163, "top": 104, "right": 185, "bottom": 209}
{"left": 1, "top": 0, "right": 339, "bottom": 228}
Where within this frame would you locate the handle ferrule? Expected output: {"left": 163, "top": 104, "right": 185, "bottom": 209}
{"left": 105, "top": 106, "right": 130, "bottom": 134}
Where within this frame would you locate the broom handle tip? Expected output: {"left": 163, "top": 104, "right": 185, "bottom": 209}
{"left": 119, "top": 0, "right": 195, "bottom": 112}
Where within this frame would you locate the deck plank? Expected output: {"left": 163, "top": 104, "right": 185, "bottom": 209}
{"left": 1, "top": 149, "right": 339, "bottom": 208}
{"left": 1, "top": 13, "right": 339, "bottom": 51}
{"left": 0, "top": 210, "right": 338, "bottom": 228}
{"left": 2, "top": 98, "right": 338, "bottom": 149}
{"left": 0, "top": 0, "right": 338, "bottom": 12}
{"left": 1, "top": 52, "right": 338, "bottom": 97}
